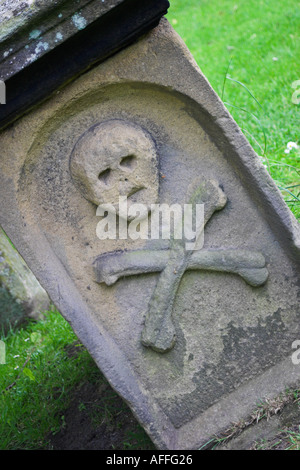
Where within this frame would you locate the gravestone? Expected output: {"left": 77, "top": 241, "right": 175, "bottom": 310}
{"left": 0, "top": 0, "right": 299, "bottom": 450}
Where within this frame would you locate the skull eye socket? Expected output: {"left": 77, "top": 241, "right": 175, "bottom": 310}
{"left": 120, "top": 155, "right": 137, "bottom": 171}
{"left": 98, "top": 168, "right": 112, "bottom": 186}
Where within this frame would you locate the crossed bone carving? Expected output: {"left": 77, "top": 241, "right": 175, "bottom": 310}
{"left": 93, "top": 179, "right": 269, "bottom": 353}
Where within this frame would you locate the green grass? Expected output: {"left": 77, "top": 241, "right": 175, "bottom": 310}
{"left": 167, "top": 0, "right": 300, "bottom": 218}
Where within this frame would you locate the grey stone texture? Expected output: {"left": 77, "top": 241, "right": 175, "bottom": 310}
{"left": 217, "top": 400, "right": 300, "bottom": 450}
{"left": 0, "top": 19, "right": 299, "bottom": 449}
{"left": 0, "top": 229, "right": 50, "bottom": 331}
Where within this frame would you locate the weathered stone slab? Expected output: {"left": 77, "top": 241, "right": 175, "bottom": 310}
{"left": 0, "top": 19, "right": 299, "bottom": 449}
{"left": 0, "top": 0, "right": 170, "bottom": 130}
{"left": 0, "top": 228, "right": 50, "bottom": 331}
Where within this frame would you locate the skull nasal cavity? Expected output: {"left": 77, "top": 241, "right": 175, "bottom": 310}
{"left": 98, "top": 168, "right": 112, "bottom": 186}
{"left": 120, "top": 155, "right": 137, "bottom": 171}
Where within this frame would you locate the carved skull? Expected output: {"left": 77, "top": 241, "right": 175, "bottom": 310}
{"left": 70, "top": 120, "right": 159, "bottom": 218}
